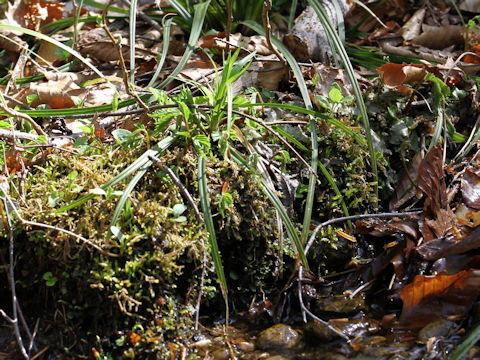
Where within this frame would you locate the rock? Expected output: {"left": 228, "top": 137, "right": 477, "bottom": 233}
{"left": 211, "top": 348, "right": 230, "bottom": 360}
{"left": 256, "top": 324, "right": 301, "bottom": 350}
{"left": 236, "top": 340, "right": 254, "bottom": 353}
{"left": 418, "top": 319, "right": 456, "bottom": 342}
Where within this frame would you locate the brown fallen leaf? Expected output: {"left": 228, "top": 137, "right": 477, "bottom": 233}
{"left": 417, "top": 145, "right": 446, "bottom": 215}
{"left": 416, "top": 226, "right": 480, "bottom": 261}
{"left": 389, "top": 150, "right": 423, "bottom": 211}
{"left": 376, "top": 63, "right": 427, "bottom": 93}
{"left": 462, "top": 168, "right": 480, "bottom": 210}
{"left": 411, "top": 25, "right": 464, "bottom": 50}
{"left": 399, "top": 269, "right": 480, "bottom": 328}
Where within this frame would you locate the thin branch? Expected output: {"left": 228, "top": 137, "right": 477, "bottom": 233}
{"left": 148, "top": 154, "right": 203, "bottom": 223}
{"left": 305, "top": 211, "right": 422, "bottom": 254}
{"left": 101, "top": 0, "right": 149, "bottom": 111}
{"left": 1, "top": 197, "right": 29, "bottom": 359}
{"left": 262, "top": 0, "right": 287, "bottom": 67}
{"left": 0, "top": 128, "right": 44, "bottom": 142}
{"left": 0, "top": 103, "right": 46, "bottom": 136}
{"left": 148, "top": 154, "right": 206, "bottom": 330}
{"left": 297, "top": 265, "right": 350, "bottom": 341}
{"left": 4, "top": 193, "right": 121, "bottom": 258}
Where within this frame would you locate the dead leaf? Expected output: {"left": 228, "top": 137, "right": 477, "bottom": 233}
{"left": 129, "top": 332, "right": 141, "bottom": 346}
{"left": 399, "top": 269, "right": 480, "bottom": 328}
{"left": 417, "top": 226, "right": 480, "bottom": 261}
{"left": 417, "top": 145, "right": 446, "bottom": 215}
{"left": 398, "top": 8, "right": 425, "bottom": 42}
{"left": 411, "top": 25, "right": 464, "bottom": 50}
{"left": 5, "top": 0, "right": 64, "bottom": 31}
{"left": 462, "top": 168, "right": 480, "bottom": 209}
{"left": 389, "top": 150, "right": 423, "bottom": 210}
{"left": 376, "top": 63, "right": 427, "bottom": 92}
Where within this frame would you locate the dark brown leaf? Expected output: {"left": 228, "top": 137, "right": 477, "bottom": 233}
{"left": 416, "top": 226, "right": 480, "bottom": 260}
{"left": 417, "top": 145, "right": 446, "bottom": 215}
{"left": 399, "top": 269, "right": 480, "bottom": 328}
{"left": 462, "top": 168, "right": 480, "bottom": 210}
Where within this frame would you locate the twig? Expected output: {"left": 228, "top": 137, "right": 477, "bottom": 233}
{"left": 305, "top": 211, "right": 422, "bottom": 254}
{"left": 4, "top": 193, "right": 120, "bottom": 258}
{"left": 1, "top": 197, "right": 29, "bottom": 359}
{"left": 3, "top": 94, "right": 32, "bottom": 110}
{"left": 226, "top": 0, "right": 232, "bottom": 54}
{"left": 0, "top": 103, "right": 46, "bottom": 136}
{"left": 297, "top": 265, "right": 350, "bottom": 341}
{"left": 0, "top": 128, "right": 45, "bottom": 142}
{"left": 148, "top": 154, "right": 206, "bottom": 330}
{"left": 101, "top": 0, "right": 149, "bottom": 111}
{"left": 262, "top": 0, "right": 287, "bottom": 68}
{"left": 148, "top": 154, "right": 203, "bottom": 223}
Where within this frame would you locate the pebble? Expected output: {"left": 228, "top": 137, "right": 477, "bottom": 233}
{"left": 256, "top": 324, "right": 301, "bottom": 350}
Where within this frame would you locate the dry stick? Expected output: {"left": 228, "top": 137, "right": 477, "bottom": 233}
{"left": 0, "top": 128, "right": 41, "bottom": 142}
{"left": 101, "top": 0, "right": 149, "bottom": 111}
{"left": 6, "top": 49, "right": 28, "bottom": 94}
{"left": 0, "top": 104, "right": 47, "bottom": 137}
{"left": 226, "top": 0, "right": 232, "bottom": 54}
{"left": 262, "top": 0, "right": 287, "bottom": 68}
{"left": 4, "top": 193, "right": 121, "bottom": 258}
{"left": 148, "top": 154, "right": 206, "bottom": 330}
{"left": 0, "top": 197, "right": 29, "bottom": 359}
{"left": 3, "top": 94, "right": 32, "bottom": 110}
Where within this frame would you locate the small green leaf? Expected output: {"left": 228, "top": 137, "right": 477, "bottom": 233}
{"left": 43, "top": 272, "right": 58, "bottom": 286}
{"left": 110, "top": 225, "right": 125, "bottom": 243}
{"left": 328, "top": 83, "right": 343, "bottom": 103}
{"left": 172, "top": 203, "right": 187, "bottom": 217}
{"left": 0, "top": 120, "right": 12, "bottom": 128}
{"left": 48, "top": 191, "right": 63, "bottom": 207}
{"left": 90, "top": 187, "right": 106, "bottom": 195}
{"left": 112, "top": 129, "right": 132, "bottom": 144}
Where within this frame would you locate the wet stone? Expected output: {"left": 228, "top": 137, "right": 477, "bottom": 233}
{"left": 313, "top": 294, "right": 366, "bottom": 314}
{"left": 236, "top": 340, "right": 254, "bottom": 352}
{"left": 256, "top": 324, "right": 302, "bottom": 350}
{"left": 211, "top": 348, "right": 230, "bottom": 360}
{"left": 418, "top": 319, "right": 456, "bottom": 342}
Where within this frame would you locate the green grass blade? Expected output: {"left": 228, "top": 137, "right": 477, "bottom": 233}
{"left": 129, "top": 0, "right": 138, "bottom": 84}
{"left": 110, "top": 168, "right": 147, "bottom": 227}
{"left": 0, "top": 24, "right": 107, "bottom": 82}
{"left": 230, "top": 148, "right": 309, "bottom": 270}
{"left": 242, "top": 20, "right": 319, "bottom": 246}
{"left": 56, "top": 136, "right": 176, "bottom": 212}
{"left": 41, "top": 15, "right": 127, "bottom": 31}
{"left": 317, "top": 162, "right": 351, "bottom": 230}
{"left": 72, "top": 0, "right": 85, "bottom": 46}
{"left": 449, "top": 324, "right": 480, "bottom": 360}
{"left": 306, "top": 0, "right": 378, "bottom": 207}
{"left": 168, "top": 0, "right": 192, "bottom": 23}
{"left": 288, "top": 0, "right": 298, "bottom": 29}
{"left": 234, "top": 102, "right": 366, "bottom": 145}
{"left": 83, "top": 0, "right": 129, "bottom": 14}
{"left": 156, "top": 1, "right": 210, "bottom": 90}
{"left": 332, "top": 0, "right": 345, "bottom": 45}
{"left": 147, "top": 16, "right": 174, "bottom": 87}
{"left": 198, "top": 156, "right": 228, "bottom": 298}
